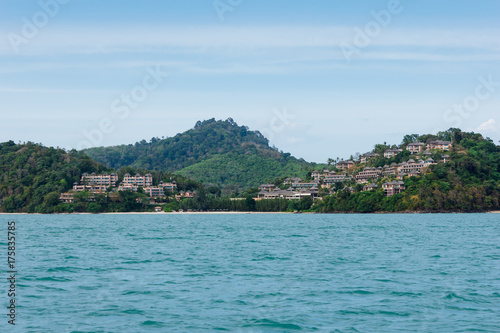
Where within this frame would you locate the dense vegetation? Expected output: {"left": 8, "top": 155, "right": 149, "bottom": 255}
{"left": 0, "top": 141, "right": 107, "bottom": 213}
{"left": 177, "top": 152, "right": 309, "bottom": 194}
{"left": 0, "top": 141, "right": 201, "bottom": 213}
{"left": 1, "top": 128, "right": 499, "bottom": 214}
{"left": 317, "top": 129, "right": 500, "bottom": 213}
{"left": 84, "top": 118, "right": 311, "bottom": 191}
{"left": 162, "top": 194, "right": 313, "bottom": 213}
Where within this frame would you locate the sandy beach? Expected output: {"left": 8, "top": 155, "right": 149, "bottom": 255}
{"left": 1, "top": 211, "right": 498, "bottom": 215}
{"left": 0, "top": 211, "right": 293, "bottom": 215}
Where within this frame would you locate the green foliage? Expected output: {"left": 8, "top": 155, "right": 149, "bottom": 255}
{"left": 0, "top": 141, "right": 109, "bottom": 213}
{"left": 87, "top": 203, "right": 102, "bottom": 213}
{"left": 177, "top": 152, "right": 308, "bottom": 193}
{"left": 0, "top": 141, "right": 205, "bottom": 213}
{"left": 318, "top": 129, "right": 500, "bottom": 213}
{"left": 2, "top": 128, "right": 499, "bottom": 214}
{"left": 83, "top": 119, "right": 312, "bottom": 190}
{"left": 289, "top": 196, "right": 313, "bottom": 211}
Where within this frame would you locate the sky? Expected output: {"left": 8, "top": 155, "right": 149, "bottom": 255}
{"left": 0, "top": 0, "right": 499, "bottom": 163}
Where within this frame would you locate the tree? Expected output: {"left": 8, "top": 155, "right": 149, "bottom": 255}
{"left": 401, "top": 134, "right": 420, "bottom": 146}
{"left": 245, "top": 196, "right": 256, "bottom": 211}
{"left": 43, "top": 192, "right": 61, "bottom": 207}
{"left": 87, "top": 203, "right": 102, "bottom": 213}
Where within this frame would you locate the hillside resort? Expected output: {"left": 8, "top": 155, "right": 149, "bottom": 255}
{"left": 59, "top": 140, "right": 452, "bottom": 203}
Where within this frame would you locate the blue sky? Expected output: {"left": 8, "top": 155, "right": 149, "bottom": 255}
{"left": 1, "top": 0, "right": 499, "bottom": 162}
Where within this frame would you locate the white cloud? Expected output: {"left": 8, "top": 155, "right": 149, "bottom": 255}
{"left": 0, "top": 25, "right": 499, "bottom": 57}
{"left": 477, "top": 119, "right": 497, "bottom": 132}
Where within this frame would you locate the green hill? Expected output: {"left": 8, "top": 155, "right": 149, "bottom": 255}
{"left": 317, "top": 129, "right": 500, "bottom": 213}
{"left": 1, "top": 128, "right": 499, "bottom": 213}
{"left": 0, "top": 141, "right": 109, "bottom": 212}
{"left": 177, "top": 152, "right": 309, "bottom": 192}
{"left": 83, "top": 118, "right": 313, "bottom": 191}
{"left": 0, "top": 141, "right": 203, "bottom": 213}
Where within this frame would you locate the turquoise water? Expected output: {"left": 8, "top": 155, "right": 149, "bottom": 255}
{"left": 4, "top": 213, "right": 500, "bottom": 332}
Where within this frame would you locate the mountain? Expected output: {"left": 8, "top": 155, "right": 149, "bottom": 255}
{"left": 1, "top": 128, "right": 498, "bottom": 214}
{"left": 83, "top": 118, "right": 314, "bottom": 191}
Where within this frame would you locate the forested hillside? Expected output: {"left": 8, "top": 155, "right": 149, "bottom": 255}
{"left": 0, "top": 141, "right": 202, "bottom": 213}
{"left": 2, "top": 127, "right": 498, "bottom": 214}
{"left": 83, "top": 118, "right": 312, "bottom": 190}
{"left": 0, "top": 141, "right": 109, "bottom": 212}
{"left": 317, "top": 130, "right": 500, "bottom": 212}
{"left": 177, "top": 153, "right": 309, "bottom": 192}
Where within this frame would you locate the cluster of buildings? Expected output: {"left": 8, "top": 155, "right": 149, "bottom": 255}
{"left": 256, "top": 181, "right": 319, "bottom": 200}
{"left": 59, "top": 172, "right": 178, "bottom": 203}
{"left": 407, "top": 140, "right": 452, "bottom": 152}
{"left": 356, "top": 140, "right": 451, "bottom": 196}
{"left": 362, "top": 140, "right": 452, "bottom": 162}
{"left": 312, "top": 154, "right": 438, "bottom": 197}
{"left": 58, "top": 139, "right": 454, "bottom": 204}
{"left": 257, "top": 139, "right": 452, "bottom": 199}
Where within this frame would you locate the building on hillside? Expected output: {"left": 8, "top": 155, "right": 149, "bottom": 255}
{"left": 422, "top": 151, "right": 433, "bottom": 157}
{"left": 440, "top": 155, "right": 450, "bottom": 163}
{"left": 144, "top": 186, "right": 165, "bottom": 197}
{"left": 362, "top": 183, "right": 378, "bottom": 191}
{"left": 323, "top": 174, "right": 351, "bottom": 187}
{"left": 337, "top": 160, "right": 355, "bottom": 170}
{"left": 118, "top": 184, "right": 139, "bottom": 192}
{"left": 59, "top": 192, "right": 96, "bottom": 203}
{"left": 283, "top": 177, "right": 303, "bottom": 185}
{"left": 397, "top": 160, "right": 425, "bottom": 173}
{"left": 383, "top": 167, "right": 397, "bottom": 176}
{"left": 312, "top": 170, "right": 336, "bottom": 181}
{"left": 122, "top": 173, "right": 153, "bottom": 187}
{"left": 72, "top": 183, "right": 108, "bottom": 194}
{"left": 81, "top": 172, "right": 118, "bottom": 186}
{"left": 256, "top": 188, "right": 319, "bottom": 200}
{"left": 406, "top": 142, "right": 424, "bottom": 154}
{"left": 290, "top": 181, "right": 319, "bottom": 190}
{"left": 428, "top": 140, "right": 452, "bottom": 151}
{"left": 382, "top": 181, "right": 405, "bottom": 197}
{"left": 160, "top": 181, "right": 177, "bottom": 192}
{"left": 59, "top": 192, "right": 75, "bottom": 203}
{"left": 176, "top": 190, "right": 196, "bottom": 200}
{"left": 407, "top": 169, "right": 420, "bottom": 177}
{"left": 360, "top": 153, "right": 379, "bottom": 164}
{"left": 355, "top": 167, "right": 381, "bottom": 181}
{"left": 423, "top": 158, "right": 436, "bottom": 167}
{"left": 384, "top": 149, "right": 403, "bottom": 158}
{"left": 258, "top": 183, "right": 276, "bottom": 192}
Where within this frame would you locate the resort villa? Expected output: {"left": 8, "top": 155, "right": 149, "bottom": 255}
{"left": 60, "top": 173, "right": 178, "bottom": 202}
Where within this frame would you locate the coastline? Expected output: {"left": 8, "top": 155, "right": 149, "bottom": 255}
{"left": 1, "top": 210, "right": 499, "bottom": 215}
{"left": 0, "top": 211, "right": 293, "bottom": 215}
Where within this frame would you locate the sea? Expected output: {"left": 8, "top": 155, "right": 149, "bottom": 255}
{"left": 3, "top": 213, "right": 500, "bottom": 332}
